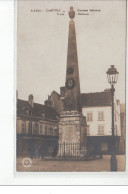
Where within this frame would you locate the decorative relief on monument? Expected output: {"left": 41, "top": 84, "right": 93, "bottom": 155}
{"left": 61, "top": 110, "right": 80, "bottom": 115}
{"left": 67, "top": 67, "right": 74, "bottom": 74}
{"left": 76, "top": 124, "right": 80, "bottom": 131}
{"left": 66, "top": 78, "right": 75, "bottom": 89}
{"left": 59, "top": 120, "right": 79, "bottom": 126}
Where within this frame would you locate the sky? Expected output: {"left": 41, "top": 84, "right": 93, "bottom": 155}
{"left": 17, "top": 0, "right": 126, "bottom": 104}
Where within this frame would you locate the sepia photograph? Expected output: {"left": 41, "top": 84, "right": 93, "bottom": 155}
{"left": 16, "top": 0, "right": 126, "bottom": 172}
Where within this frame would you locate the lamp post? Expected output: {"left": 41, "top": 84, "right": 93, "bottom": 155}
{"left": 106, "top": 65, "right": 119, "bottom": 171}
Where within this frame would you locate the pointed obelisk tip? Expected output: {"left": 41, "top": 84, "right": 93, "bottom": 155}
{"left": 69, "top": 6, "right": 75, "bottom": 19}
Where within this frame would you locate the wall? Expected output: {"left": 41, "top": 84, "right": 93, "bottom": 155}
{"left": 17, "top": 117, "right": 58, "bottom": 136}
{"left": 82, "top": 106, "right": 121, "bottom": 136}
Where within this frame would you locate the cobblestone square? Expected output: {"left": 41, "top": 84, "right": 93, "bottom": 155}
{"left": 16, "top": 155, "right": 125, "bottom": 172}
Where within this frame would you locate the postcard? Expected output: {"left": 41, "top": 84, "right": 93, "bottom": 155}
{"left": 16, "top": 0, "right": 126, "bottom": 172}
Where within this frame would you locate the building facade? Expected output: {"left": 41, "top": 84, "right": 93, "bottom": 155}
{"left": 17, "top": 95, "right": 59, "bottom": 157}
{"left": 81, "top": 90, "right": 121, "bottom": 154}
{"left": 17, "top": 89, "right": 122, "bottom": 157}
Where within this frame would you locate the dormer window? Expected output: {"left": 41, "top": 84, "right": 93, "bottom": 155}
{"left": 25, "top": 109, "right": 32, "bottom": 115}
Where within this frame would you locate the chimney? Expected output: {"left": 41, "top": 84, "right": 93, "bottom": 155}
{"left": 45, "top": 100, "right": 53, "bottom": 107}
{"left": 28, "top": 94, "right": 34, "bottom": 107}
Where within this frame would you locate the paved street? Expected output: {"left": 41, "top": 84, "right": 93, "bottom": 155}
{"left": 16, "top": 155, "right": 125, "bottom": 172}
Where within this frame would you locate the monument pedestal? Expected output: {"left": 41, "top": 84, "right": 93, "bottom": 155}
{"left": 58, "top": 111, "right": 87, "bottom": 157}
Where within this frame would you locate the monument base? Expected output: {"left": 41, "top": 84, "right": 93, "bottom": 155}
{"left": 58, "top": 111, "right": 87, "bottom": 157}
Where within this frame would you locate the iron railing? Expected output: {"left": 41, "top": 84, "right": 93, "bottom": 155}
{"left": 40, "top": 142, "right": 87, "bottom": 160}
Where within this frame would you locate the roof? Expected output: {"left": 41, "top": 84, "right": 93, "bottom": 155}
{"left": 17, "top": 99, "right": 58, "bottom": 120}
{"left": 81, "top": 91, "right": 112, "bottom": 107}
{"left": 48, "top": 90, "right": 60, "bottom": 100}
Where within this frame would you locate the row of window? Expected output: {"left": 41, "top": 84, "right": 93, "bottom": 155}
{"left": 87, "top": 111, "right": 118, "bottom": 122}
{"left": 87, "top": 125, "right": 118, "bottom": 135}
{"left": 21, "top": 122, "right": 58, "bottom": 136}
{"left": 87, "top": 111, "right": 104, "bottom": 122}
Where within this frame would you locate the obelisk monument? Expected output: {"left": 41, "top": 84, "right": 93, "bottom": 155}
{"left": 58, "top": 7, "right": 87, "bottom": 157}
